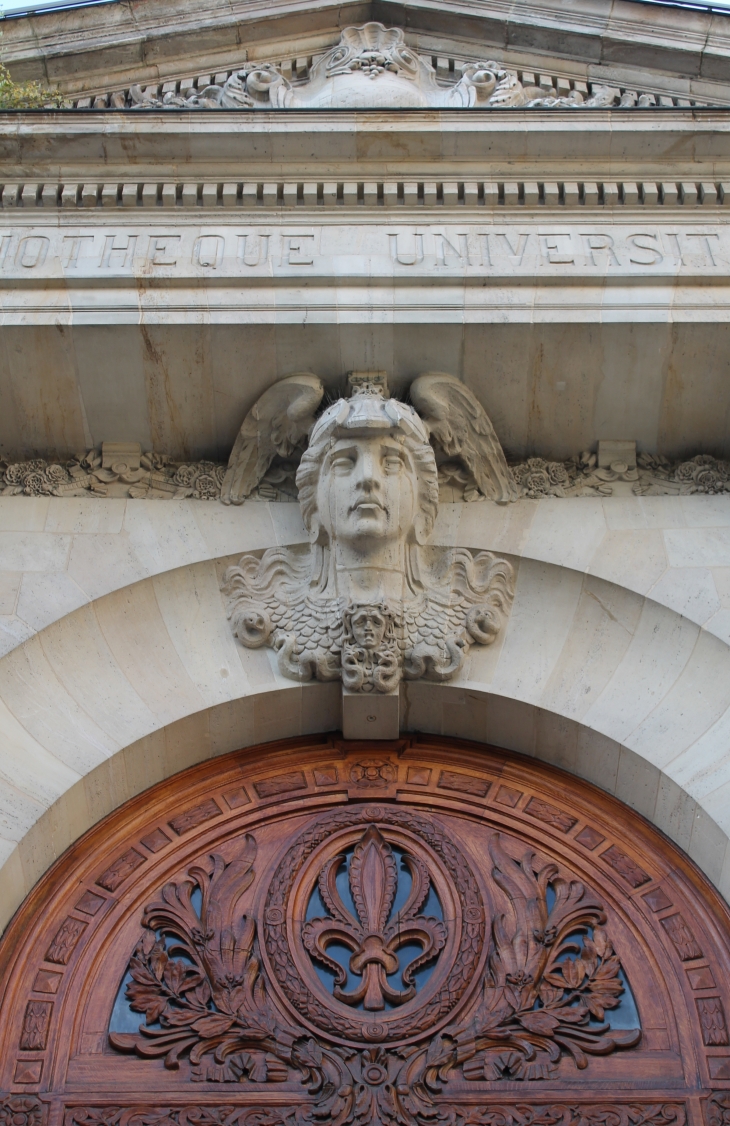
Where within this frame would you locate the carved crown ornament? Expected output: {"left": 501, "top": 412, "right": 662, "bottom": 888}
{"left": 79, "top": 23, "right": 709, "bottom": 112}
{"left": 1, "top": 736, "right": 730, "bottom": 1126}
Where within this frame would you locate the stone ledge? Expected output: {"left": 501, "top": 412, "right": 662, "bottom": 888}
{"left": 1, "top": 109, "right": 730, "bottom": 177}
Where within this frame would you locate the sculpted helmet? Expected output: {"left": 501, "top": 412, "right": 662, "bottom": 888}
{"left": 295, "top": 376, "right": 440, "bottom": 545}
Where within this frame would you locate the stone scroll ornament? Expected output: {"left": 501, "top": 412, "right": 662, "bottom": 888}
{"left": 129, "top": 22, "right": 624, "bottom": 111}
{"left": 109, "top": 809, "right": 641, "bottom": 1125}
{"left": 221, "top": 372, "right": 516, "bottom": 691}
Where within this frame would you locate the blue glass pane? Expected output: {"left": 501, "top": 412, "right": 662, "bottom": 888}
{"left": 109, "top": 971, "right": 139, "bottom": 1033}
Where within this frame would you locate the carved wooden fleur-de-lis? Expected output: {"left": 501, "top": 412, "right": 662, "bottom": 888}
{"left": 302, "top": 825, "right": 446, "bottom": 1011}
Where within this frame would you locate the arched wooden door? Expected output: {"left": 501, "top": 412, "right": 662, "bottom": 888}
{"left": 1, "top": 734, "right": 730, "bottom": 1126}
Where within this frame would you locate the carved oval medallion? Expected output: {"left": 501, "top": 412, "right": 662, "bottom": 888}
{"left": 262, "top": 803, "right": 486, "bottom": 1046}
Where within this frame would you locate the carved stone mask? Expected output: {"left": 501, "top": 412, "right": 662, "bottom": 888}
{"left": 347, "top": 605, "right": 389, "bottom": 649}
{"left": 297, "top": 387, "right": 439, "bottom": 548}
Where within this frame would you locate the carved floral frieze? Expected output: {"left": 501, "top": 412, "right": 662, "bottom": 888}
{"left": 0, "top": 452, "right": 225, "bottom": 500}
{"left": 3, "top": 373, "right": 726, "bottom": 504}
{"left": 3, "top": 450, "right": 728, "bottom": 501}
{"left": 62, "top": 1105, "right": 688, "bottom": 1126}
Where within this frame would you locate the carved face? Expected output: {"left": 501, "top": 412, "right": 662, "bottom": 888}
{"left": 318, "top": 434, "right": 418, "bottom": 549}
{"left": 350, "top": 607, "right": 387, "bottom": 649}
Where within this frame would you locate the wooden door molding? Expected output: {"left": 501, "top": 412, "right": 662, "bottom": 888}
{"left": 1, "top": 733, "right": 729, "bottom": 1126}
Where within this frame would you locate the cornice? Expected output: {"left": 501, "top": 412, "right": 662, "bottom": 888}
{"left": 0, "top": 109, "right": 729, "bottom": 179}
{"left": 0, "top": 173, "right": 728, "bottom": 210}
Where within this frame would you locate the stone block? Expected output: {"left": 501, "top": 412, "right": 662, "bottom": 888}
{"left": 343, "top": 688, "right": 399, "bottom": 740}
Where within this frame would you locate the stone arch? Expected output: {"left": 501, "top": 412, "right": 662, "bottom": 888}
{"left": 1, "top": 544, "right": 729, "bottom": 932}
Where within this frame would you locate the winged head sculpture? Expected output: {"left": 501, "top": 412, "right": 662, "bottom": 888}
{"left": 222, "top": 371, "right": 516, "bottom": 691}
{"left": 221, "top": 370, "right": 517, "bottom": 506}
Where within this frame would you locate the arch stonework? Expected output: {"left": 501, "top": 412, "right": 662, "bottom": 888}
{"left": 0, "top": 495, "right": 729, "bottom": 932}
{"left": 1, "top": 735, "right": 729, "bottom": 1126}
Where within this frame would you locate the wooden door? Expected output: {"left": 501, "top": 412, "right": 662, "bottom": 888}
{"left": 1, "top": 734, "right": 729, "bottom": 1126}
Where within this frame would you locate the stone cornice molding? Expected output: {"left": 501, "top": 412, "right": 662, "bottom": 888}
{"left": 0, "top": 176, "right": 726, "bottom": 209}
{"left": 2, "top": 0, "right": 730, "bottom": 102}
{"left": 1, "top": 110, "right": 729, "bottom": 180}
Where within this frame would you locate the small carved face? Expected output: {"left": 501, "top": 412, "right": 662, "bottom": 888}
{"left": 319, "top": 435, "right": 418, "bottom": 547}
{"left": 350, "top": 607, "right": 387, "bottom": 648}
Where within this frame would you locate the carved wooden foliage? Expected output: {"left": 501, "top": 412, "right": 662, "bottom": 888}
{"left": 107, "top": 814, "right": 639, "bottom": 1121}
{"left": 1, "top": 736, "right": 730, "bottom": 1126}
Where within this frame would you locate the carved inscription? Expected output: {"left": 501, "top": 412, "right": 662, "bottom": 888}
{"left": 0, "top": 226, "right": 728, "bottom": 280}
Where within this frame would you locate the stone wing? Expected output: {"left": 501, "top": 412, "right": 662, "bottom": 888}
{"left": 410, "top": 372, "right": 518, "bottom": 504}
{"left": 221, "top": 374, "right": 324, "bottom": 505}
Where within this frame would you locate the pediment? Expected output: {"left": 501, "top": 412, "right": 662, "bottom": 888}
{"left": 66, "top": 18, "right": 730, "bottom": 111}
{"left": 3, "top": 0, "right": 730, "bottom": 107}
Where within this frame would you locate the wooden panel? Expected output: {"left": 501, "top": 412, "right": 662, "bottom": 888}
{"left": 0, "top": 732, "right": 728, "bottom": 1126}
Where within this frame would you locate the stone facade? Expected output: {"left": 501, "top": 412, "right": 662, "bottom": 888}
{"left": 0, "top": 0, "right": 729, "bottom": 938}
